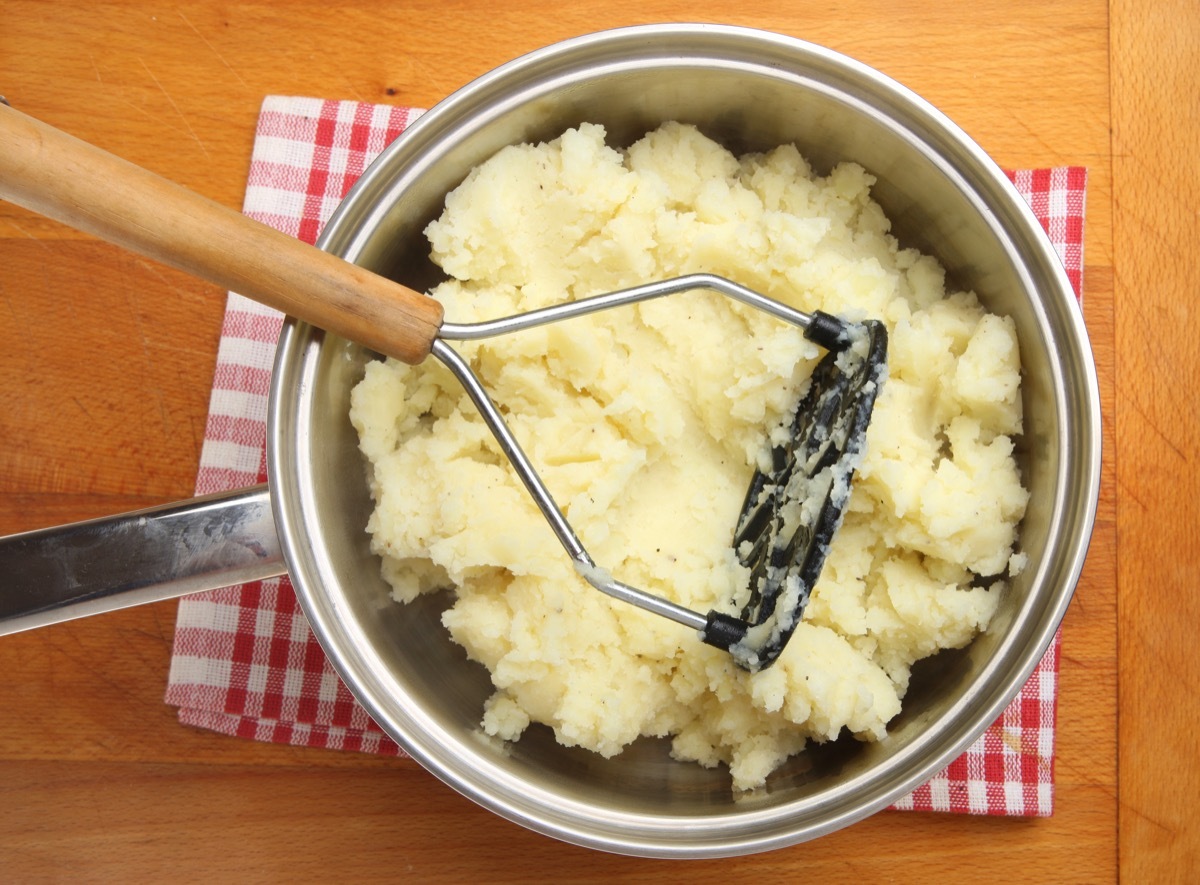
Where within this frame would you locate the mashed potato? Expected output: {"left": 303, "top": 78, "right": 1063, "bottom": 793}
{"left": 349, "top": 122, "right": 1029, "bottom": 790}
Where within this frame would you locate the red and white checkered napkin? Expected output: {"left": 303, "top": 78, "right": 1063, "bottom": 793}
{"left": 166, "top": 96, "right": 1088, "bottom": 816}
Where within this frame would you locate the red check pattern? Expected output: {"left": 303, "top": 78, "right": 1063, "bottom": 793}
{"left": 165, "top": 96, "right": 1088, "bottom": 815}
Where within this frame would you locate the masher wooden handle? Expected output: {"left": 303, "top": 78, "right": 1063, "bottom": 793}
{"left": 0, "top": 102, "right": 444, "bottom": 364}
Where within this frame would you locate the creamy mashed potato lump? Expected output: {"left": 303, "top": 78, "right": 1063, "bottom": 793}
{"left": 349, "top": 122, "right": 1028, "bottom": 790}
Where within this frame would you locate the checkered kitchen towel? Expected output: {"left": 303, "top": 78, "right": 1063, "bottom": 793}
{"left": 166, "top": 96, "right": 1087, "bottom": 816}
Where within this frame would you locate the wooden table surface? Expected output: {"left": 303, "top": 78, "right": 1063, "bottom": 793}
{"left": 1, "top": 1, "right": 1196, "bottom": 880}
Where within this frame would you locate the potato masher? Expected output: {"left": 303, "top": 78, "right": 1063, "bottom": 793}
{"left": 0, "top": 102, "right": 886, "bottom": 670}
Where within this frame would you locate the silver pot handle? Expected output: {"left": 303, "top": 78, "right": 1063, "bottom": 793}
{"left": 0, "top": 485, "right": 286, "bottom": 636}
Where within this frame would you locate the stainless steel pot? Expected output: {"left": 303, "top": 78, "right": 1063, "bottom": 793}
{"left": 0, "top": 24, "right": 1101, "bottom": 858}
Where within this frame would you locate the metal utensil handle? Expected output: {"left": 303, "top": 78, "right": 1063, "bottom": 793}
{"left": 0, "top": 485, "right": 286, "bottom": 636}
{"left": 0, "top": 102, "right": 445, "bottom": 364}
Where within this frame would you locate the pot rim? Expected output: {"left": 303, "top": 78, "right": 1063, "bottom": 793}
{"left": 267, "top": 23, "right": 1101, "bottom": 857}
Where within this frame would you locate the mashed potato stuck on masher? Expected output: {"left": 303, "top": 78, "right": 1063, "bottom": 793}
{"left": 349, "top": 122, "right": 1029, "bottom": 790}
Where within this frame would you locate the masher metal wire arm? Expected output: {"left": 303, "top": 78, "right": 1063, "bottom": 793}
{"left": 433, "top": 274, "right": 837, "bottom": 636}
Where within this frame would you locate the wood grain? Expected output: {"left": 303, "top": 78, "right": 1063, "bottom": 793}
{"left": 1111, "top": 0, "right": 1200, "bottom": 877}
{"left": 0, "top": 0, "right": 1139, "bottom": 879}
{"left": 0, "top": 104, "right": 445, "bottom": 364}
